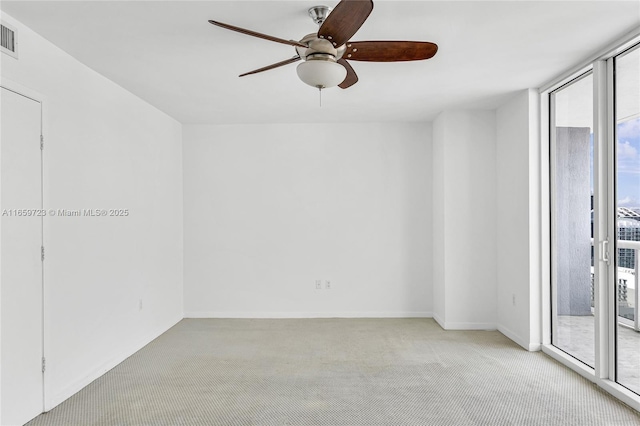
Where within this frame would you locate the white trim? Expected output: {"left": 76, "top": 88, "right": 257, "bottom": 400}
{"left": 0, "top": 79, "right": 49, "bottom": 418}
{"left": 184, "top": 311, "right": 433, "bottom": 319}
{"left": 528, "top": 342, "right": 542, "bottom": 352}
{"left": 540, "top": 27, "right": 640, "bottom": 93}
{"left": 434, "top": 321, "right": 496, "bottom": 331}
{"left": 497, "top": 324, "right": 540, "bottom": 351}
{"left": 548, "top": 86, "right": 558, "bottom": 345}
{"left": 606, "top": 55, "right": 618, "bottom": 382}
{"left": 431, "top": 312, "right": 496, "bottom": 331}
{"left": 432, "top": 312, "right": 445, "bottom": 329}
{"left": 528, "top": 88, "right": 543, "bottom": 351}
{"left": 542, "top": 344, "right": 595, "bottom": 381}
{"left": 598, "top": 380, "right": 640, "bottom": 413}
{"left": 0, "top": 77, "right": 44, "bottom": 105}
{"left": 540, "top": 91, "right": 551, "bottom": 347}
{"left": 541, "top": 35, "right": 640, "bottom": 409}
{"left": 46, "top": 316, "right": 181, "bottom": 411}
{"left": 544, "top": 65, "right": 593, "bottom": 95}
{"left": 542, "top": 344, "right": 640, "bottom": 412}
{"left": 593, "top": 59, "right": 611, "bottom": 379}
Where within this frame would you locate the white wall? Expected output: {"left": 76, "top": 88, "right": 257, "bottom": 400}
{"left": 183, "top": 123, "right": 432, "bottom": 318}
{"left": 0, "top": 14, "right": 544, "bottom": 424}
{"left": 432, "top": 111, "right": 498, "bottom": 329}
{"left": 496, "top": 89, "right": 541, "bottom": 350}
{"left": 432, "top": 117, "right": 446, "bottom": 320}
{"left": 1, "top": 14, "right": 183, "bottom": 410}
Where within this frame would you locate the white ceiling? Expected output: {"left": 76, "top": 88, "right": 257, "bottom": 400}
{"left": 2, "top": 1, "right": 639, "bottom": 124}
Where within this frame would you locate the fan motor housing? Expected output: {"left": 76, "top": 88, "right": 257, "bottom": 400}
{"left": 296, "top": 33, "right": 346, "bottom": 62}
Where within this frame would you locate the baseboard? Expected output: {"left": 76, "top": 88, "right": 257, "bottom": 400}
{"left": 432, "top": 312, "right": 445, "bottom": 329}
{"left": 528, "top": 342, "right": 542, "bottom": 351}
{"left": 184, "top": 311, "right": 433, "bottom": 319}
{"left": 431, "top": 313, "right": 495, "bottom": 330}
{"left": 497, "top": 324, "right": 541, "bottom": 351}
{"left": 46, "top": 315, "right": 182, "bottom": 410}
{"left": 441, "top": 321, "right": 496, "bottom": 330}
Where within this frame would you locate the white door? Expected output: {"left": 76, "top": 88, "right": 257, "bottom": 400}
{"left": 613, "top": 44, "right": 640, "bottom": 396}
{"left": 1, "top": 87, "right": 44, "bottom": 426}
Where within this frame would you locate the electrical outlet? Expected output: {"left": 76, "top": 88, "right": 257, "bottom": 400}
{"left": 315, "top": 280, "right": 322, "bottom": 290}
{"left": 325, "top": 280, "right": 331, "bottom": 290}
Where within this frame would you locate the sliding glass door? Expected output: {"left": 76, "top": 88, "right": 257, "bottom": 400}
{"left": 550, "top": 72, "right": 595, "bottom": 368}
{"left": 615, "top": 44, "right": 640, "bottom": 395}
{"left": 550, "top": 42, "right": 640, "bottom": 399}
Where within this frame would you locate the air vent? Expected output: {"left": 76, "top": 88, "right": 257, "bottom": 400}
{"left": 1, "top": 21, "right": 18, "bottom": 59}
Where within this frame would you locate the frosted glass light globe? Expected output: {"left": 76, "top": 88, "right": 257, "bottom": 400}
{"left": 296, "top": 60, "right": 347, "bottom": 89}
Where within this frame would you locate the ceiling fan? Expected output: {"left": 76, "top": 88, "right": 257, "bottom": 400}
{"left": 208, "top": 0, "right": 438, "bottom": 91}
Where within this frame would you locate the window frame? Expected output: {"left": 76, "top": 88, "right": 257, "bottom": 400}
{"left": 540, "top": 28, "right": 640, "bottom": 411}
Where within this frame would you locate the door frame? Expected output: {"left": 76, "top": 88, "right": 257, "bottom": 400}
{"left": 0, "top": 77, "right": 49, "bottom": 413}
{"left": 547, "top": 69, "right": 594, "bottom": 360}
{"left": 608, "top": 41, "right": 640, "bottom": 395}
{"left": 539, "top": 30, "right": 640, "bottom": 411}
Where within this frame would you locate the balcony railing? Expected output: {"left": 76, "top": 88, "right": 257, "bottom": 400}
{"left": 590, "top": 239, "right": 640, "bottom": 331}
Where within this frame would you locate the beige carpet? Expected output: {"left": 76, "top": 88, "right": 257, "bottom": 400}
{"left": 27, "top": 318, "right": 640, "bottom": 425}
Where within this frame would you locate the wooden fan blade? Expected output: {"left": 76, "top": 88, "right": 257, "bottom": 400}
{"left": 337, "top": 59, "right": 358, "bottom": 89}
{"left": 344, "top": 41, "right": 438, "bottom": 62}
{"left": 239, "top": 56, "right": 301, "bottom": 77}
{"left": 318, "top": 0, "right": 373, "bottom": 47}
{"left": 208, "top": 20, "right": 307, "bottom": 48}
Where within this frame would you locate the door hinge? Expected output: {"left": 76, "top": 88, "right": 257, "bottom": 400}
{"left": 40, "top": 134, "right": 44, "bottom": 150}
{"left": 42, "top": 357, "right": 46, "bottom": 373}
{"left": 41, "top": 246, "right": 45, "bottom": 261}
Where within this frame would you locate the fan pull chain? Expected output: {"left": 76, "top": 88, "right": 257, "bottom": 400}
{"left": 318, "top": 87, "right": 322, "bottom": 107}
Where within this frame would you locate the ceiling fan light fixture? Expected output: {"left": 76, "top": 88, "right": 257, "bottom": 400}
{"left": 210, "top": 0, "right": 438, "bottom": 92}
{"left": 296, "top": 58, "right": 347, "bottom": 89}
